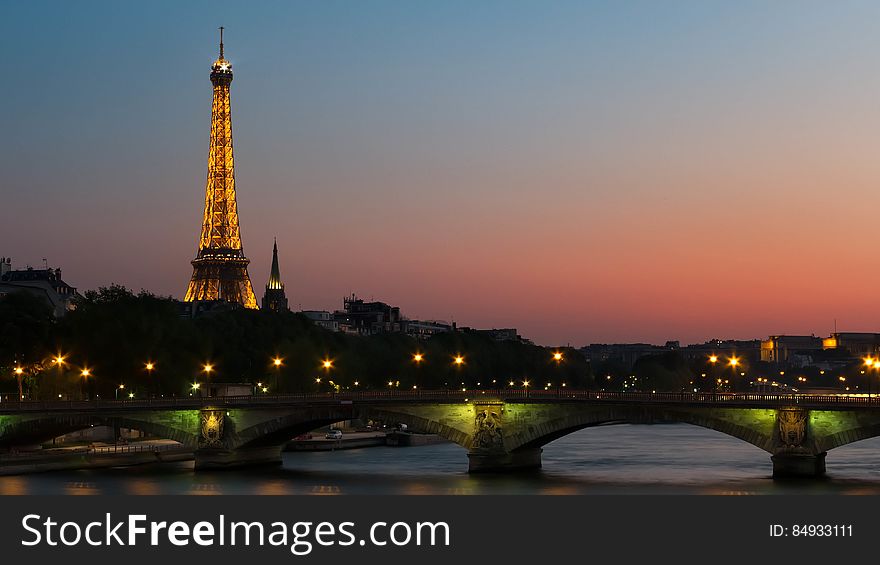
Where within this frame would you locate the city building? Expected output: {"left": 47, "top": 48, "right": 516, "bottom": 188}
{"left": 183, "top": 30, "right": 258, "bottom": 309}
{"left": 261, "top": 239, "right": 288, "bottom": 312}
{"left": 475, "top": 328, "right": 523, "bottom": 342}
{"left": 0, "top": 257, "right": 80, "bottom": 317}
{"left": 583, "top": 342, "right": 678, "bottom": 371}
{"left": 760, "top": 335, "right": 823, "bottom": 365}
{"left": 822, "top": 332, "right": 880, "bottom": 358}
{"left": 400, "top": 319, "right": 453, "bottom": 340}
{"left": 680, "top": 339, "right": 762, "bottom": 364}
{"left": 333, "top": 294, "right": 401, "bottom": 335}
{"left": 301, "top": 310, "right": 339, "bottom": 332}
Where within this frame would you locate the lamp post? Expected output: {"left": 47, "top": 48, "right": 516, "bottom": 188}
{"left": 145, "top": 362, "right": 155, "bottom": 397}
{"left": 202, "top": 363, "right": 213, "bottom": 397}
{"left": 709, "top": 355, "right": 718, "bottom": 398}
{"left": 864, "top": 357, "right": 874, "bottom": 398}
{"left": 453, "top": 355, "right": 464, "bottom": 391}
{"left": 80, "top": 368, "right": 91, "bottom": 400}
{"left": 321, "top": 359, "right": 333, "bottom": 392}
{"left": 552, "top": 351, "right": 564, "bottom": 397}
{"left": 872, "top": 360, "right": 880, "bottom": 400}
{"left": 13, "top": 366, "right": 24, "bottom": 401}
{"left": 728, "top": 356, "right": 740, "bottom": 393}
{"left": 116, "top": 383, "right": 125, "bottom": 400}
{"left": 52, "top": 354, "right": 67, "bottom": 400}
{"left": 412, "top": 353, "right": 424, "bottom": 389}
{"left": 272, "top": 357, "right": 283, "bottom": 394}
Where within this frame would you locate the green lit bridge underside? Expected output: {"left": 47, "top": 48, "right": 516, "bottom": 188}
{"left": 1, "top": 392, "right": 878, "bottom": 476}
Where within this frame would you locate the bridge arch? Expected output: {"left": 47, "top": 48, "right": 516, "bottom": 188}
{"left": 230, "top": 405, "right": 477, "bottom": 450}
{"left": 505, "top": 405, "right": 778, "bottom": 454}
{"left": 0, "top": 412, "right": 200, "bottom": 448}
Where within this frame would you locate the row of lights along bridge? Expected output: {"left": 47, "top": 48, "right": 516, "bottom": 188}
{"left": 7, "top": 351, "right": 568, "bottom": 400}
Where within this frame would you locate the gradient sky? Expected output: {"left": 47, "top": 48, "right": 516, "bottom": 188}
{"left": 4, "top": 1, "right": 880, "bottom": 346}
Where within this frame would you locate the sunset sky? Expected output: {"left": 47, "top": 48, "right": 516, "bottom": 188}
{"left": 5, "top": 1, "right": 880, "bottom": 346}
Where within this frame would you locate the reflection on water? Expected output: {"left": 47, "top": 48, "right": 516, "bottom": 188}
{"left": 3, "top": 424, "right": 880, "bottom": 495}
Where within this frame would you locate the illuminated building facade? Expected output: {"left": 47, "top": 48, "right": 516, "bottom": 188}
{"left": 184, "top": 28, "right": 258, "bottom": 309}
{"left": 261, "top": 239, "right": 288, "bottom": 312}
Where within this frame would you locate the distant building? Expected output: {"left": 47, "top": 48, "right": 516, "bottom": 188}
{"left": 583, "top": 343, "right": 674, "bottom": 370}
{"left": 761, "top": 335, "right": 823, "bottom": 365}
{"left": 261, "top": 239, "right": 289, "bottom": 312}
{"left": 822, "top": 332, "right": 880, "bottom": 358}
{"left": 301, "top": 310, "right": 339, "bottom": 332}
{"left": 475, "top": 328, "right": 522, "bottom": 342}
{"left": 401, "top": 319, "right": 453, "bottom": 340}
{"left": 0, "top": 257, "right": 80, "bottom": 317}
{"left": 679, "top": 339, "right": 762, "bottom": 363}
{"left": 333, "top": 294, "right": 401, "bottom": 335}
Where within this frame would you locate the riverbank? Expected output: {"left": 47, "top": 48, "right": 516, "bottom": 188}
{"left": 0, "top": 441, "right": 193, "bottom": 475}
{"left": 0, "top": 431, "right": 450, "bottom": 474}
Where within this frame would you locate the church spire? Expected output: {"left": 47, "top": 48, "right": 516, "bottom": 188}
{"left": 262, "top": 239, "right": 289, "bottom": 312}
{"left": 267, "top": 238, "right": 283, "bottom": 290}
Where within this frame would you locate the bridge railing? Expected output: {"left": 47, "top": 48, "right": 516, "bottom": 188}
{"left": 2, "top": 389, "right": 880, "bottom": 411}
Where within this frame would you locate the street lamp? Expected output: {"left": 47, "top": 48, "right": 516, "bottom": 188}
{"left": 728, "top": 356, "right": 740, "bottom": 393}
{"left": 116, "top": 383, "right": 125, "bottom": 400}
{"left": 80, "top": 367, "right": 91, "bottom": 400}
{"left": 412, "top": 353, "right": 424, "bottom": 388}
{"left": 708, "top": 355, "right": 719, "bottom": 397}
{"left": 144, "top": 362, "right": 156, "bottom": 397}
{"left": 871, "top": 360, "right": 880, "bottom": 399}
{"left": 319, "top": 359, "right": 333, "bottom": 392}
{"left": 523, "top": 379, "right": 530, "bottom": 397}
{"left": 13, "top": 366, "right": 24, "bottom": 401}
{"left": 201, "top": 363, "right": 213, "bottom": 397}
{"left": 191, "top": 382, "right": 201, "bottom": 397}
{"left": 272, "top": 357, "right": 283, "bottom": 393}
{"left": 52, "top": 354, "right": 67, "bottom": 394}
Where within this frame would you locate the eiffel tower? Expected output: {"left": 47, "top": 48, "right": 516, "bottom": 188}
{"left": 184, "top": 28, "right": 258, "bottom": 309}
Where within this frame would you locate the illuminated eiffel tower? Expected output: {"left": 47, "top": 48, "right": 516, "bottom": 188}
{"left": 184, "top": 28, "right": 258, "bottom": 309}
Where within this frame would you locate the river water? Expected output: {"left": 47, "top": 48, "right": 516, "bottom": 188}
{"left": 3, "top": 424, "right": 880, "bottom": 495}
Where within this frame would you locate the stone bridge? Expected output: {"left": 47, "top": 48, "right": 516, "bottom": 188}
{"left": 2, "top": 390, "right": 880, "bottom": 477}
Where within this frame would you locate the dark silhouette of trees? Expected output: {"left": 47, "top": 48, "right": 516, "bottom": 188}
{"left": 0, "top": 286, "right": 593, "bottom": 399}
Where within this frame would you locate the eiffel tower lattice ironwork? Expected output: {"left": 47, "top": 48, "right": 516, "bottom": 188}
{"left": 184, "top": 28, "right": 258, "bottom": 309}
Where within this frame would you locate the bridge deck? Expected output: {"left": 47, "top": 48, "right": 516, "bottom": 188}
{"left": 1, "top": 390, "right": 879, "bottom": 413}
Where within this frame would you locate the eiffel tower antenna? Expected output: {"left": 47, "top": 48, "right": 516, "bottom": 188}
{"left": 219, "top": 26, "right": 224, "bottom": 58}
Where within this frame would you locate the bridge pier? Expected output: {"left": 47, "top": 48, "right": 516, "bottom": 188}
{"left": 467, "top": 448, "right": 542, "bottom": 473}
{"left": 194, "top": 446, "right": 283, "bottom": 470}
{"left": 771, "top": 452, "right": 826, "bottom": 478}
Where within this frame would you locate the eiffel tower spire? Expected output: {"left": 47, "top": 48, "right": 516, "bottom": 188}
{"left": 184, "top": 29, "right": 258, "bottom": 308}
